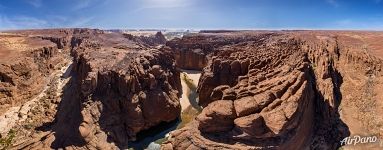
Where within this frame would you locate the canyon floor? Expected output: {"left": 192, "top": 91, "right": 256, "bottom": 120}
{"left": 0, "top": 29, "right": 382, "bottom": 150}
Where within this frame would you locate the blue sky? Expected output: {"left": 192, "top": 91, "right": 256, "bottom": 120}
{"left": 0, "top": 0, "right": 383, "bottom": 30}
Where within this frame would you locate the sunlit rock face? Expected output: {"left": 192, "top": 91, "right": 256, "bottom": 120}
{"left": 0, "top": 29, "right": 182, "bottom": 149}
{"left": 162, "top": 31, "right": 383, "bottom": 150}
{"left": 0, "top": 29, "right": 71, "bottom": 115}
{"left": 69, "top": 30, "right": 182, "bottom": 148}
{"left": 1, "top": 29, "right": 383, "bottom": 150}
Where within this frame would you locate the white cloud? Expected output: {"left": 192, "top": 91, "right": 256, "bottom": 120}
{"left": 67, "top": 16, "right": 95, "bottom": 27}
{"left": 13, "top": 16, "right": 47, "bottom": 27}
{"left": 132, "top": 0, "right": 192, "bottom": 13}
{"left": 0, "top": 14, "right": 97, "bottom": 30}
{"left": 0, "top": 15, "right": 15, "bottom": 30}
{"left": 331, "top": 18, "right": 383, "bottom": 30}
{"left": 0, "top": 15, "right": 48, "bottom": 30}
{"left": 26, "top": 0, "right": 42, "bottom": 8}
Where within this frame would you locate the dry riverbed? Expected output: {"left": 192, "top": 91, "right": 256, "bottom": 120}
{"left": 127, "top": 70, "right": 202, "bottom": 149}
{"left": 0, "top": 61, "right": 72, "bottom": 149}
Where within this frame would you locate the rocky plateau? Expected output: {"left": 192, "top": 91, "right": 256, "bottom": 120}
{"left": 0, "top": 29, "right": 382, "bottom": 150}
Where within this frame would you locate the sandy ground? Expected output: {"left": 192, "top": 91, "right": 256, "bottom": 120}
{"left": 0, "top": 33, "right": 55, "bottom": 64}
{"left": 123, "top": 31, "right": 159, "bottom": 37}
{"left": 179, "top": 70, "right": 201, "bottom": 111}
{"left": 181, "top": 69, "right": 201, "bottom": 86}
{"left": 339, "top": 67, "right": 383, "bottom": 149}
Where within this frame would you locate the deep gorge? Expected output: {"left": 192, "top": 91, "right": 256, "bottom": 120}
{"left": 0, "top": 29, "right": 382, "bottom": 150}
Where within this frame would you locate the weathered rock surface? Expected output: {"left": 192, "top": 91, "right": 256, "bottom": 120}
{"left": 123, "top": 31, "right": 167, "bottom": 47}
{"left": 0, "top": 29, "right": 181, "bottom": 149}
{"left": 0, "top": 30, "right": 71, "bottom": 115}
{"left": 167, "top": 32, "right": 269, "bottom": 70}
{"left": 71, "top": 30, "right": 181, "bottom": 148}
{"left": 1, "top": 29, "right": 383, "bottom": 150}
{"left": 162, "top": 31, "right": 383, "bottom": 150}
{"left": 197, "top": 100, "right": 236, "bottom": 133}
{"left": 163, "top": 33, "right": 317, "bottom": 149}
{"left": 41, "top": 29, "right": 180, "bottom": 149}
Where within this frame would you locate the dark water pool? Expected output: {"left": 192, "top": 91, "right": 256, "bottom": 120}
{"left": 127, "top": 72, "right": 201, "bottom": 150}
{"left": 127, "top": 118, "right": 180, "bottom": 150}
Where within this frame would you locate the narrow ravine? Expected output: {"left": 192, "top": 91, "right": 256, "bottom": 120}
{"left": 179, "top": 69, "right": 202, "bottom": 111}
{"left": 0, "top": 60, "right": 72, "bottom": 136}
{"left": 127, "top": 69, "right": 202, "bottom": 150}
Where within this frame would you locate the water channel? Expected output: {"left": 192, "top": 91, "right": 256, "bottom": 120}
{"left": 128, "top": 70, "right": 202, "bottom": 150}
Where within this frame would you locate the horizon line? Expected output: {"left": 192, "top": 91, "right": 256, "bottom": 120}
{"left": 1, "top": 27, "right": 383, "bottom": 32}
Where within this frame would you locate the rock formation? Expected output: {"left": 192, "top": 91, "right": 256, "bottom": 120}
{"left": 166, "top": 32, "right": 270, "bottom": 70}
{"left": 164, "top": 33, "right": 318, "bottom": 149}
{"left": 123, "top": 31, "right": 167, "bottom": 47}
{"left": 1, "top": 29, "right": 383, "bottom": 150}
{"left": 0, "top": 30, "right": 71, "bottom": 115}
{"left": 70, "top": 29, "right": 181, "bottom": 148}
{"left": 0, "top": 29, "right": 182, "bottom": 149}
{"left": 163, "top": 31, "right": 383, "bottom": 149}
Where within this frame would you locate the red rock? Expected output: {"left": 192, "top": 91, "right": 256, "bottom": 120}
{"left": 163, "top": 31, "right": 373, "bottom": 150}
{"left": 197, "top": 100, "right": 236, "bottom": 133}
{"left": 234, "top": 113, "right": 265, "bottom": 136}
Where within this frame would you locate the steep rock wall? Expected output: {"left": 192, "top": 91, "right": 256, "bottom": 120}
{"left": 166, "top": 32, "right": 276, "bottom": 70}
{"left": 69, "top": 31, "right": 182, "bottom": 148}
{"left": 0, "top": 33, "right": 70, "bottom": 114}
{"left": 163, "top": 34, "right": 319, "bottom": 149}
{"left": 4, "top": 29, "right": 183, "bottom": 149}
{"left": 162, "top": 31, "right": 383, "bottom": 149}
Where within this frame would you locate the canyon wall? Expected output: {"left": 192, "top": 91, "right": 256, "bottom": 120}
{"left": 167, "top": 32, "right": 273, "bottom": 70}
{"left": 0, "top": 30, "right": 71, "bottom": 115}
{"left": 70, "top": 30, "right": 182, "bottom": 148}
{"left": 1, "top": 29, "right": 183, "bottom": 149}
{"left": 20, "top": 29, "right": 181, "bottom": 149}
{"left": 163, "top": 31, "right": 383, "bottom": 149}
{"left": 1, "top": 30, "right": 383, "bottom": 149}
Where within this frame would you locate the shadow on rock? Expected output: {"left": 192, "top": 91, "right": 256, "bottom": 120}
{"left": 310, "top": 65, "right": 350, "bottom": 150}
{"left": 35, "top": 73, "right": 87, "bottom": 148}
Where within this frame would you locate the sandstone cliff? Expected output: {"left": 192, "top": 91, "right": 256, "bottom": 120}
{"left": 1, "top": 30, "right": 383, "bottom": 150}
{"left": 162, "top": 31, "right": 383, "bottom": 150}
{"left": 71, "top": 30, "right": 181, "bottom": 148}
{"left": 0, "top": 30, "right": 71, "bottom": 115}
{"left": 1, "top": 29, "right": 183, "bottom": 149}
{"left": 167, "top": 32, "right": 272, "bottom": 70}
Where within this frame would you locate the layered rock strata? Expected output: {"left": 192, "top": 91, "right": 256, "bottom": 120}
{"left": 163, "top": 31, "right": 383, "bottom": 150}
{"left": 1, "top": 29, "right": 181, "bottom": 149}
{"left": 71, "top": 30, "right": 181, "bottom": 148}
{"left": 167, "top": 32, "right": 273, "bottom": 70}
{"left": 0, "top": 30, "right": 71, "bottom": 115}
{"left": 1, "top": 30, "right": 383, "bottom": 150}
{"left": 164, "top": 33, "right": 318, "bottom": 149}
